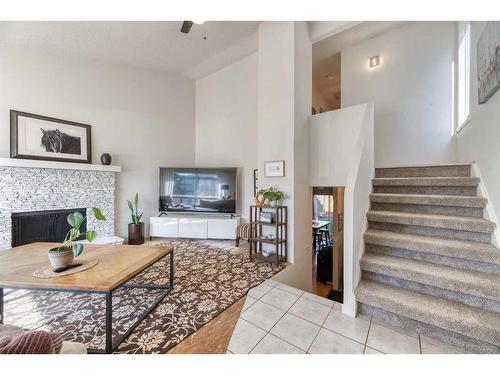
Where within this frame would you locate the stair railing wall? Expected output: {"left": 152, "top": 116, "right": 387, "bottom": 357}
{"left": 342, "top": 103, "right": 374, "bottom": 317}
{"left": 471, "top": 162, "right": 500, "bottom": 247}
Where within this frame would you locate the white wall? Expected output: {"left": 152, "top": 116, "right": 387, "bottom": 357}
{"left": 195, "top": 53, "right": 258, "bottom": 220}
{"left": 0, "top": 47, "right": 196, "bottom": 239}
{"left": 342, "top": 22, "right": 458, "bottom": 167}
{"left": 309, "top": 104, "right": 367, "bottom": 186}
{"left": 456, "top": 21, "right": 500, "bottom": 227}
{"left": 257, "top": 22, "right": 296, "bottom": 271}
{"left": 309, "top": 103, "right": 374, "bottom": 315}
{"left": 291, "top": 21, "right": 313, "bottom": 292}
{"left": 257, "top": 21, "right": 312, "bottom": 291}
{"left": 341, "top": 103, "right": 374, "bottom": 316}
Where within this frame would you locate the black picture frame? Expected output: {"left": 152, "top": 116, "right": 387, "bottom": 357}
{"left": 253, "top": 169, "right": 259, "bottom": 194}
{"left": 10, "top": 110, "right": 92, "bottom": 164}
{"left": 259, "top": 212, "right": 274, "bottom": 223}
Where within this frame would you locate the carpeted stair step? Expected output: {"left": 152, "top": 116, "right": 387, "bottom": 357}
{"left": 373, "top": 184, "right": 478, "bottom": 196}
{"left": 367, "top": 211, "right": 495, "bottom": 243}
{"left": 375, "top": 165, "right": 471, "bottom": 178}
{"left": 370, "top": 193, "right": 486, "bottom": 208}
{"left": 360, "top": 253, "right": 500, "bottom": 310}
{"left": 363, "top": 229, "right": 500, "bottom": 273}
{"left": 370, "top": 193, "right": 486, "bottom": 217}
{"left": 372, "top": 177, "right": 480, "bottom": 188}
{"left": 355, "top": 280, "right": 500, "bottom": 349}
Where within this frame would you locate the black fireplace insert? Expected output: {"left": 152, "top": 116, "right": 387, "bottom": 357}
{"left": 11, "top": 208, "right": 87, "bottom": 247}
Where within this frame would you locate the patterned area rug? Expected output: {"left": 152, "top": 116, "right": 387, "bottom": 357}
{"left": 4, "top": 240, "right": 285, "bottom": 353}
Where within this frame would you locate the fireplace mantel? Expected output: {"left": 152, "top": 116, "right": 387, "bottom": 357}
{"left": 0, "top": 157, "right": 121, "bottom": 173}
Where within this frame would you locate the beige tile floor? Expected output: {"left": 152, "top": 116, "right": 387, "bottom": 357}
{"left": 227, "top": 280, "right": 467, "bottom": 354}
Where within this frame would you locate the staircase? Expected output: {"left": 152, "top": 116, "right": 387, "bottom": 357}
{"left": 355, "top": 164, "right": 500, "bottom": 353}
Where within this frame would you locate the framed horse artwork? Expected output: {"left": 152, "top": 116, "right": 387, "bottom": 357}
{"left": 10, "top": 110, "right": 92, "bottom": 164}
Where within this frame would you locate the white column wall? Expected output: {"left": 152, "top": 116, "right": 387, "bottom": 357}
{"left": 257, "top": 21, "right": 312, "bottom": 291}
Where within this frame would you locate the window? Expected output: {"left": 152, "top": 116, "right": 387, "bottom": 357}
{"left": 457, "top": 21, "right": 471, "bottom": 131}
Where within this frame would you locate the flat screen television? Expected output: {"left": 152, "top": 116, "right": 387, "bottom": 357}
{"left": 159, "top": 167, "right": 237, "bottom": 214}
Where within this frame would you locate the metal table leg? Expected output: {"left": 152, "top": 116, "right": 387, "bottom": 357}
{"left": 89, "top": 250, "right": 174, "bottom": 354}
{"left": 0, "top": 288, "right": 3, "bottom": 324}
{"left": 105, "top": 291, "right": 113, "bottom": 354}
{"left": 169, "top": 251, "right": 174, "bottom": 288}
{"left": 1, "top": 250, "right": 174, "bottom": 354}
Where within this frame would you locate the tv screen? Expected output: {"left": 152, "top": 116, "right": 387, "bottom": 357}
{"left": 159, "top": 167, "right": 237, "bottom": 214}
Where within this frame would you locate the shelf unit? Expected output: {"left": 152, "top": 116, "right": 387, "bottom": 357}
{"left": 249, "top": 205, "right": 287, "bottom": 266}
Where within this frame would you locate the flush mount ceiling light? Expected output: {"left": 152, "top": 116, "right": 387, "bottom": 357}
{"left": 192, "top": 21, "right": 205, "bottom": 25}
{"left": 369, "top": 55, "right": 381, "bottom": 69}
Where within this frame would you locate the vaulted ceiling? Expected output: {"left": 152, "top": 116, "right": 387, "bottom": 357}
{"left": 0, "top": 21, "right": 260, "bottom": 75}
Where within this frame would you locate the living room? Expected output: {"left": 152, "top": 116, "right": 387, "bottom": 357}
{"left": 1, "top": 0, "right": 499, "bottom": 373}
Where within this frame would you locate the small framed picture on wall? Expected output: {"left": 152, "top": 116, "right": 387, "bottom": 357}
{"left": 264, "top": 160, "right": 285, "bottom": 177}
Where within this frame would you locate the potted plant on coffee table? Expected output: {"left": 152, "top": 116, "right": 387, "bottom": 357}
{"left": 48, "top": 207, "right": 106, "bottom": 270}
{"left": 127, "top": 193, "right": 144, "bottom": 245}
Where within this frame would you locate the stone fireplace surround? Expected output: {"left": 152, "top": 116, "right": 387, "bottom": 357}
{"left": 0, "top": 158, "right": 121, "bottom": 250}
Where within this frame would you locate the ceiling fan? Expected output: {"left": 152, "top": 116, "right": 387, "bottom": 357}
{"left": 180, "top": 21, "right": 205, "bottom": 34}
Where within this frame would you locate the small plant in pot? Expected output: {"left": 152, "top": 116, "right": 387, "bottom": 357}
{"left": 260, "top": 187, "right": 285, "bottom": 207}
{"left": 48, "top": 208, "right": 106, "bottom": 270}
{"left": 127, "top": 193, "right": 144, "bottom": 245}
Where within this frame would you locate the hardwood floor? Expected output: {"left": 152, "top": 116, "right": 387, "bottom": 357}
{"left": 311, "top": 252, "right": 332, "bottom": 298}
{"left": 141, "top": 239, "right": 328, "bottom": 353}
{"left": 167, "top": 297, "right": 245, "bottom": 354}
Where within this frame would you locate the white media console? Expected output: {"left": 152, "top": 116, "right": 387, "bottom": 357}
{"left": 150, "top": 214, "right": 240, "bottom": 240}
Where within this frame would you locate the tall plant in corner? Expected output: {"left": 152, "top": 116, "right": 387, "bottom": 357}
{"left": 127, "top": 193, "right": 145, "bottom": 245}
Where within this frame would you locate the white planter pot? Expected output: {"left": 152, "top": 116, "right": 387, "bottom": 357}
{"left": 48, "top": 248, "right": 74, "bottom": 269}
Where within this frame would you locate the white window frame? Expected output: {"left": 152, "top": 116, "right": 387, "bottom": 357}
{"left": 456, "top": 21, "right": 471, "bottom": 133}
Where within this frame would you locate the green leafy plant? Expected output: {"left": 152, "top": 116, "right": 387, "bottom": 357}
{"left": 127, "top": 193, "right": 143, "bottom": 225}
{"left": 259, "top": 187, "right": 285, "bottom": 204}
{"left": 52, "top": 207, "right": 106, "bottom": 257}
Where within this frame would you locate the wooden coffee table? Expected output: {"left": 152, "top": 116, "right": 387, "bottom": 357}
{"left": 0, "top": 242, "right": 174, "bottom": 354}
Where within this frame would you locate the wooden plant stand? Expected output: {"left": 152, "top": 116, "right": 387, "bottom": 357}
{"left": 249, "top": 205, "right": 288, "bottom": 266}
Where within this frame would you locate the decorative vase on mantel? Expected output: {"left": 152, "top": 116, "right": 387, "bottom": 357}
{"left": 100, "top": 153, "right": 112, "bottom": 165}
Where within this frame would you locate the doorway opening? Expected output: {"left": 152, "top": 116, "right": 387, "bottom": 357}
{"left": 312, "top": 52, "right": 341, "bottom": 114}
{"left": 311, "top": 186, "right": 344, "bottom": 303}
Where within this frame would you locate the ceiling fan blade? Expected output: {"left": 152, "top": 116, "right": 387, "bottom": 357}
{"left": 181, "top": 21, "right": 193, "bottom": 34}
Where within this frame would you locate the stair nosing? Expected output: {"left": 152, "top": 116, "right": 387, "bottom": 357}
{"left": 375, "top": 164, "right": 472, "bottom": 169}
{"left": 370, "top": 193, "right": 487, "bottom": 208}
{"left": 372, "top": 177, "right": 480, "bottom": 187}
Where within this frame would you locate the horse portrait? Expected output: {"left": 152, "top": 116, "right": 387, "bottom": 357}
{"left": 40, "top": 128, "right": 81, "bottom": 155}
{"left": 10, "top": 110, "right": 91, "bottom": 163}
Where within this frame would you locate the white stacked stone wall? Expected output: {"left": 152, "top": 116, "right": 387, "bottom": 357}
{"left": 0, "top": 166, "right": 115, "bottom": 250}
